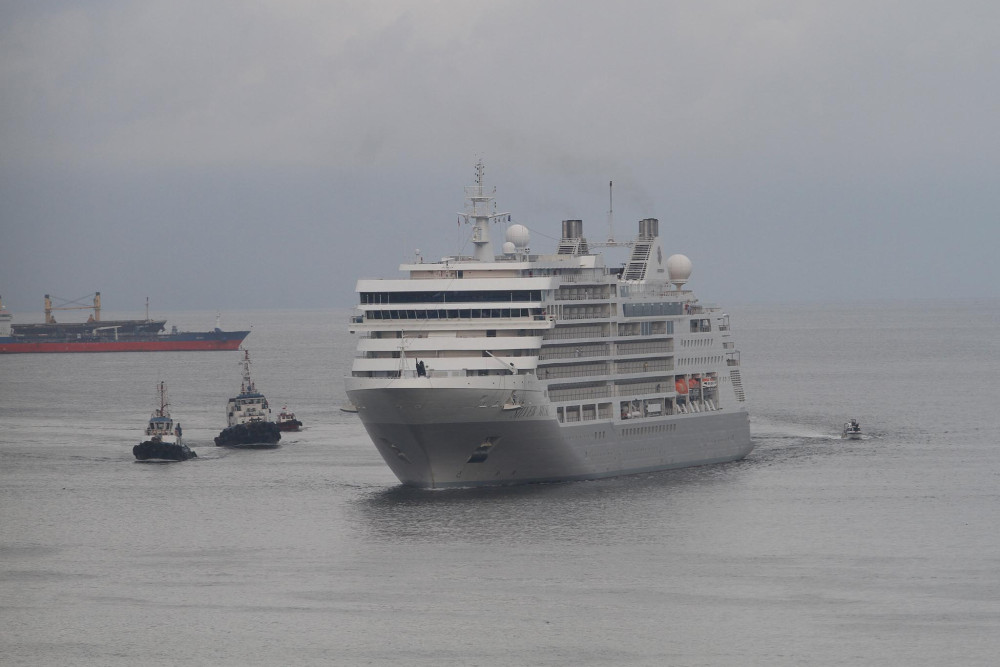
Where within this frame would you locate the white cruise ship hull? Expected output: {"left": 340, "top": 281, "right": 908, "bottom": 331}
{"left": 347, "top": 380, "right": 752, "bottom": 488}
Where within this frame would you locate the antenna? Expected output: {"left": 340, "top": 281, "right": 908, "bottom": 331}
{"left": 459, "top": 158, "right": 509, "bottom": 261}
{"left": 591, "top": 180, "right": 634, "bottom": 250}
{"left": 607, "top": 180, "right": 615, "bottom": 242}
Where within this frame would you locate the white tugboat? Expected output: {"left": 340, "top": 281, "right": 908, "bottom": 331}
{"left": 133, "top": 381, "right": 196, "bottom": 461}
{"left": 345, "top": 162, "right": 752, "bottom": 487}
{"left": 214, "top": 349, "right": 281, "bottom": 447}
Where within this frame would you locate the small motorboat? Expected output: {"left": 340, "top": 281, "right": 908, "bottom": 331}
{"left": 841, "top": 419, "right": 863, "bottom": 440}
{"left": 502, "top": 391, "right": 524, "bottom": 411}
{"left": 134, "top": 381, "right": 197, "bottom": 461}
{"left": 276, "top": 406, "right": 302, "bottom": 431}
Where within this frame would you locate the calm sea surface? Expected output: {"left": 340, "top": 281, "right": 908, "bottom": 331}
{"left": 2, "top": 301, "right": 999, "bottom": 666}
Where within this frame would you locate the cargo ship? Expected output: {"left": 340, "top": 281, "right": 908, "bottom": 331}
{"left": 0, "top": 293, "right": 249, "bottom": 353}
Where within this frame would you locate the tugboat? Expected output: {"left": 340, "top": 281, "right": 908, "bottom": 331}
{"left": 133, "top": 381, "right": 197, "bottom": 461}
{"left": 276, "top": 406, "right": 302, "bottom": 431}
{"left": 214, "top": 349, "right": 281, "bottom": 447}
{"left": 842, "top": 418, "right": 863, "bottom": 440}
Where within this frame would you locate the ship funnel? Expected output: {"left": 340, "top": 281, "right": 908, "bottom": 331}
{"left": 561, "top": 219, "right": 584, "bottom": 239}
{"left": 558, "top": 220, "right": 589, "bottom": 255}
{"left": 638, "top": 218, "right": 659, "bottom": 239}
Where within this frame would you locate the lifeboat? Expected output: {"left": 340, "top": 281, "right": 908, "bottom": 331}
{"left": 675, "top": 378, "right": 688, "bottom": 394}
{"left": 689, "top": 377, "right": 701, "bottom": 390}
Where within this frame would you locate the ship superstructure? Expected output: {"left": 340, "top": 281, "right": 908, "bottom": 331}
{"left": 145, "top": 381, "right": 181, "bottom": 445}
{"left": 226, "top": 349, "right": 272, "bottom": 427}
{"left": 346, "top": 163, "right": 752, "bottom": 488}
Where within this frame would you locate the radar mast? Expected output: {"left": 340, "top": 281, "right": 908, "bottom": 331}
{"left": 459, "top": 159, "right": 509, "bottom": 261}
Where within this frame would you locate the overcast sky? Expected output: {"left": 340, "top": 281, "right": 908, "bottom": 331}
{"left": 1, "top": 0, "right": 997, "bottom": 316}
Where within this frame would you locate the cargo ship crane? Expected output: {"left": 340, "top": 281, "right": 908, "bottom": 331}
{"left": 44, "top": 292, "right": 102, "bottom": 324}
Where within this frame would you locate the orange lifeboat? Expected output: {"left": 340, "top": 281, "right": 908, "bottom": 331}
{"left": 675, "top": 378, "right": 688, "bottom": 394}
{"left": 689, "top": 377, "right": 701, "bottom": 389}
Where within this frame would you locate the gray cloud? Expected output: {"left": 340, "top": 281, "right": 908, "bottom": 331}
{"left": 1, "top": 0, "right": 998, "bottom": 313}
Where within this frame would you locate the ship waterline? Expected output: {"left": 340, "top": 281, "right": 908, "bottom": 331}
{"left": 347, "top": 162, "right": 752, "bottom": 488}
{"left": 0, "top": 334, "right": 245, "bottom": 354}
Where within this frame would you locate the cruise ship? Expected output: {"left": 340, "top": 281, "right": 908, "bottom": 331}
{"left": 346, "top": 163, "right": 752, "bottom": 488}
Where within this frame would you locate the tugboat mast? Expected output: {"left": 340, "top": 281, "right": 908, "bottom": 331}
{"left": 240, "top": 349, "right": 255, "bottom": 393}
{"left": 155, "top": 380, "right": 169, "bottom": 418}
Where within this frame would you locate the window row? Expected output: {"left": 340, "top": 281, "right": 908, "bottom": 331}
{"left": 622, "top": 302, "right": 684, "bottom": 317}
{"left": 365, "top": 308, "right": 545, "bottom": 320}
{"left": 360, "top": 290, "right": 543, "bottom": 304}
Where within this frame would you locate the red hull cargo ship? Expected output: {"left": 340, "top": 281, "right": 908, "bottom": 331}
{"left": 0, "top": 293, "right": 249, "bottom": 354}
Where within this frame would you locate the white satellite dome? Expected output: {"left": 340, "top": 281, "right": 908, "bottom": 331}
{"left": 666, "top": 254, "right": 693, "bottom": 287}
{"left": 502, "top": 241, "right": 517, "bottom": 255}
{"left": 505, "top": 224, "right": 530, "bottom": 248}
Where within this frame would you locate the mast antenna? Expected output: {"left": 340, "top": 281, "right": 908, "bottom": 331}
{"left": 591, "top": 180, "right": 634, "bottom": 250}
{"left": 607, "top": 180, "right": 615, "bottom": 242}
{"left": 459, "top": 158, "right": 508, "bottom": 261}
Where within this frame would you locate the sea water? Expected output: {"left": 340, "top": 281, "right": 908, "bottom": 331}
{"left": 2, "top": 301, "right": 999, "bottom": 666}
